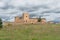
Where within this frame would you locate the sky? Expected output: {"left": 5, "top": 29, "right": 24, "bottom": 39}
{"left": 0, "top": 0, "right": 60, "bottom": 22}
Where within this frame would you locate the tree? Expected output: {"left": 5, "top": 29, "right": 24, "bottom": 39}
{"left": 38, "top": 17, "right": 41, "bottom": 22}
{"left": 38, "top": 16, "right": 41, "bottom": 22}
{"left": 0, "top": 18, "right": 2, "bottom": 28}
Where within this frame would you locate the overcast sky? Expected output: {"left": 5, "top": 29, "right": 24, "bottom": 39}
{"left": 0, "top": 0, "right": 60, "bottom": 22}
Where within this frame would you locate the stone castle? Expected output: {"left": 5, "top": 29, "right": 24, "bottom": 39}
{"left": 15, "top": 12, "right": 46, "bottom": 24}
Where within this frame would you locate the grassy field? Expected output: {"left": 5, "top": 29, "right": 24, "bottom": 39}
{"left": 0, "top": 24, "right": 60, "bottom": 40}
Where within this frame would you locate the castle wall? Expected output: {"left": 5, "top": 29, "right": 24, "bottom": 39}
{"left": 29, "top": 19, "right": 38, "bottom": 23}
{"left": 15, "top": 17, "right": 38, "bottom": 24}
{"left": 15, "top": 16, "right": 24, "bottom": 23}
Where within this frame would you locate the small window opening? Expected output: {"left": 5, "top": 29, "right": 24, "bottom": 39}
{"left": 26, "top": 16, "right": 27, "bottom": 17}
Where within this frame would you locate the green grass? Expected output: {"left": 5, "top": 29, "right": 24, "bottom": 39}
{"left": 0, "top": 24, "right": 60, "bottom": 40}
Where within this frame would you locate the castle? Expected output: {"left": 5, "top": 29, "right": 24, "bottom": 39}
{"left": 15, "top": 12, "right": 46, "bottom": 24}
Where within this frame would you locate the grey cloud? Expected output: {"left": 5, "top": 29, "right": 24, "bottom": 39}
{"left": 18, "top": 5, "right": 49, "bottom": 12}
{"left": 0, "top": 5, "right": 15, "bottom": 10}
{"left": 30, "top": 14, "right": 37, "bottom": 17}
{"left": 40, "top": 8, "right": 60, "bottom": 14}
{"left": 32, "top": 5, "right": 49, "bottom": 9}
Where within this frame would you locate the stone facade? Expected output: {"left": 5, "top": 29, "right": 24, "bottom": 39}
{"left": 15, "top": 12, "right": 46, "bottom": 24}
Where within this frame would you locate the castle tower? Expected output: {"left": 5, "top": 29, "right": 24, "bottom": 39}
{"left": 23, "top": 12, "right": 29, "bottom": 23}
{"left": 15, "top": 16, "right": 19, "bottom": 23}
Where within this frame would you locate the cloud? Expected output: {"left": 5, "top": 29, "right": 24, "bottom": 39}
{"left": 0, "top": 0, "right": 60, "bottom": 21}
{"left": 0, "top": 1, "right": 6, "bottom": 8}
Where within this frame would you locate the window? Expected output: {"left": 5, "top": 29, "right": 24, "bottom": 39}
{"left": 26, "top": 16, "right": 27, "bottom": 17}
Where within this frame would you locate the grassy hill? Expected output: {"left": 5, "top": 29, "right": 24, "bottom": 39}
{"left": 0, "top": 24, "right": 60, "bottom": 40}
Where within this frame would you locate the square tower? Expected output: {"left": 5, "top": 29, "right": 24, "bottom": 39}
{"left": 23, "top": 12, "right": 29, "bottom": 23}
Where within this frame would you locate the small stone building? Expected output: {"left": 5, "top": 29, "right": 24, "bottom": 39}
{"left": 41, "top": 18, "right": 46, "bottom": 24}
{"left": 15, "top": 12, "right": 46, "bottom": 24}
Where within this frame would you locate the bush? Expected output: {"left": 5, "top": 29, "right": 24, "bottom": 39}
{"left": 7, "top": 23, "right": 12, "bottom": 26}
